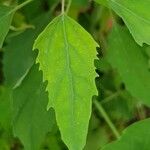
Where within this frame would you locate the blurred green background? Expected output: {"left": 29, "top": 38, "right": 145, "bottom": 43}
{"left": 0, "top": 0, "right": 150, "bottom": 149}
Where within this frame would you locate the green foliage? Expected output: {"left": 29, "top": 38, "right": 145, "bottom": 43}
{"left": 13, "top": 64, "right": 55, "bottom": 150}
{"left": 71, "top": 0, "right": 88, "bottom": 7}
{"left": 0, "top": 0, "right": 150, "bottom": 150}
{"left": 0, "top": 87, "right": 12, "bottom": 130}
{"left": 106, "top": 24, "right": 150, "bottom": 106}
{"left": 33, "top": 14, "right": 97, "bottom": 150}
{"left": 95, "top": 0, "right": 150, "bottom": 46}
{"left": 102, "top": 118, "right": 150, "bottom": 150}
{"left": 95, "top": 0, "right": 108, "bottom": 7}
{"left": 0, "top": 5, "right": 14, "bottom": 48}
{"left": 3, "top": 12, "right": 51, "bottom": 87}
{"left": 0, "top": 0, "right": 33, "bottom": 47}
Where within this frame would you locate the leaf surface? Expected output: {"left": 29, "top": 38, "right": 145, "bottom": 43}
{"left": 0, "top": 87, "right": 12, "bottom": 130}
{"left": 33, "top": 14, "right": 97, "bottom": 150}
{"left": 3, "top": 12, "right": 51, "bottom": 87}
{"left": 106, "top": 24, "right": 150, "bottom": 106}
{"left": 95, "top": 0, "right": 109, "bottom": 7}
{"left": 102, "top": 118, "right": 150, "bottom": 150}
{"left": 95, "top": 0, "right": 150, "bottom": 46}
{"left": 13, "top": 64, "right": 55, "bottom": 150}
{"left": 0, "top": 5, "right": 14, "bottom": 48}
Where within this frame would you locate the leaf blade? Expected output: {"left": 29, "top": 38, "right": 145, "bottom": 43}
{"left": 0, "top": 5, "right": 14, "bottom": 48}
{"left": 33, "top": 14, "right": 97, "bottom": 150}
{"left": 13, "top": 64, "right": 55, "bottom": 150}
{"left": 3, "top": 12, "right": 51, "bottom": 87}
{"left": 0, "top": 87, "right": 12, "bottom": 130}
{"left": 102, "top": 118, "right": 150, "bottom": 150}
{"left": 95, "top": 0, "right": 150, "bottom": 46}
{"left": 106, "top": 24, "right": 150, "bottom": 106}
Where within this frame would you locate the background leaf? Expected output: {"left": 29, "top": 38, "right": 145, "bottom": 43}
{"left": 0, "top": 5, "right": 14, "bottom": 48}
{"left": 0, "top": 86, "right": 12, "bottom": 130}
{"left": 13, "top": 64, "right": 55, "bottom": 150}
{"left": 95, "top": 0, "right": 150, "bottom": 46}
{"left": 95, "top": 0, "right": 109, "bottom": 7}
{"left": 106, "top": 24, "right": 150, "bottom": 106}
{"left": 3, "top": 12, "right": 52, "bottom": 87}
{"left": 102, "top": 118, "right": 150, "bottom": 150}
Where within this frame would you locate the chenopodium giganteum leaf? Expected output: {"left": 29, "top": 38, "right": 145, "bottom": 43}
{"left": 102, "top": 118, "right": 150, "bottom": 150}
{"left": 0, "top": 5, "right": 14, "bottom": 48}
{"left": 95, "top": 0, "right": 150, "bottom": 46}
{"left": 33, "top": 14, "right": 98, "bottom": 150}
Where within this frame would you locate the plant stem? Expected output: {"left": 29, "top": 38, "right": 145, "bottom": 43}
{"left": 101, "top": 91, "right": 121, "bottom": 104}
{"left": 93, "top": 99, "right": 120, "bottom": 139}
{"left": 62, "top": 0, "right": 65, "bottom": 14}
{"left": 66, "top": 0, "right": 72, "bottom": 14}
{"left": 12, "top": 0, "right": 33, "bottom": 12}
{"left": 50, "top": 0, "right": 60, "bottom": 14}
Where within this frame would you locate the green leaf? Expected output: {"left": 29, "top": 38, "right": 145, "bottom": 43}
{"left": 72, "top": 0, "right": 88, "bottom": 7}
{"left": 0, "top": 0, "right": 33, "bottom": 48}
{"left": 0, "top": 138, "right": 10, "bottom": 150}
{"left": 0, "top": 5, "right": 14, "bottom": 48}
{"left": 33, "top": 14, "right": 97, "bottom": 150}
{"left": 95, "top": 0, "right": 150, "bottom": 46}
{"left": 102, "top": 118, "right": 150, "bottom": 150}
{"left": 19, "top": 0, "right": 49, "bottom": 21}
{"left": 94, "top": 0, "right": 109, "bottom": 7}
{"left": 3, "top": 12, "right": 51, "bottom": 87}
{"left": 13, "top": 64, "right": 55, "bottom": 150}
{"left": 106, "top": 24, "right": 150, "bottom": 106}
{"left": 0, "top": 87, "right": 12, "bottom": 130}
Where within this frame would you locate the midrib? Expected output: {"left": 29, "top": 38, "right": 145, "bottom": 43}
{"left": 61, "top": 15, "right": 76, "bottom": 135}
